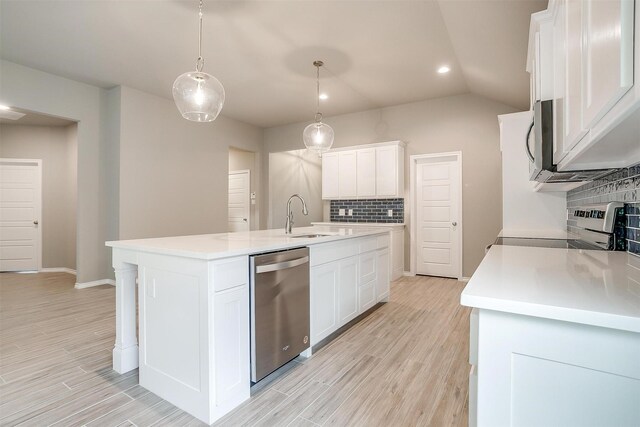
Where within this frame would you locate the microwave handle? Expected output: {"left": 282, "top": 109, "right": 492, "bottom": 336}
{"left": 525, "top": 120, "right": 535, "bottom": 163}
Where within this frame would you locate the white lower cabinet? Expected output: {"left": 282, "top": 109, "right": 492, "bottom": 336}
{"left": 338, "top": 256, "right": 359, "bottom": 326}
{"left": 213, "top": 285, "right": 249, "bottom": 411}
{"left": 310, "top": 262, "right": 339, "bottom": 344}
{"left": 310, "top": 235, "right": 390, "bottom": 346}
{"left": 375, "top": 249, "right": 390, "bottom": 301}
{"left": 472, "top": 309, "right": 640, "bottom": 427}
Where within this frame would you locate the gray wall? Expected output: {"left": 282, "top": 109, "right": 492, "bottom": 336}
{"left": 229, "top": 147, "right": 260, "bottom": 230}
{"left": 0, "top": 124, "right": 77, "bottom": 270}
{"left": 268, "top": 149, "right": 323, "bottom": 229}
{"left": 263, "top": 93, "right": 517, "bottom": 277}
{"left": 1, "top": 60, "right": 112, "bottom": 283}
{"left": 117, "top": 86, "right": 264, "bottom": 240}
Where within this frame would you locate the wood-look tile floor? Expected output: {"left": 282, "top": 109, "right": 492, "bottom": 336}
{"left": 0, "top": 272, "right": 469, "bottom": 427}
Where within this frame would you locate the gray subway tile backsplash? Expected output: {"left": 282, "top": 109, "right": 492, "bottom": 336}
{"left": 330, "top": 198, "right": 404, "bottom": 223}
{"left": 567, "top": 163, "right": 640, "bottom": 257}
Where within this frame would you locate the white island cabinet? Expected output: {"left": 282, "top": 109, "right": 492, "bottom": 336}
{"left": 106, "top": 226, "right": 390, "bottom": 425}
{"left": 461, "top": 246, "right": 640, "bottom": 427}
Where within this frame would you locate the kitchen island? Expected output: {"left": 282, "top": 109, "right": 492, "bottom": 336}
{"left": 106, "top": 225, "right": 391, "bottom": 424}
{"left": 461, "top": 245, "right": 640, "bottom": 426}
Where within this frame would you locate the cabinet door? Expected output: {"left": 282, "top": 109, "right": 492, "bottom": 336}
{"left": 563, "top": 0, "right": 587, "bottom": 151}
{"left": 390, "top": 229, "right": 404, "bottom": 281}
{"left": 338, "top": 151, "right": 357, "bottom": 199}
{"left": 321, "top": 152, "right": 339, "bottom": 200}
{"left": 553, "top": 0, "right": 567, "bottom": 163}
{"left": 582, "top": 0, "right": 634, "bottom": 128}
{"left": 338, "top": 257, "right": 359, "bottom": 325}
{"left": 375, "top": 146, "right": 398, "bottom": 197}
{"left": 376, "top": 249, "right": 390, "bottom": 301}
{"left": 356, "top": 149, "right": 376, "bottom": 197}
{"left": 214, "top": 285, "right": 249, "bottom": 408}
{"left": 310, "top": 262, "right": 339, "bottom": 343}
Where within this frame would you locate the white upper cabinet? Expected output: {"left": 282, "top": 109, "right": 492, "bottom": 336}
{"left": 321, "top": 141, "right": 405, "bottom": 200}
{"left": 581, "top": 0, "right": 634, "bottom": 128}
{"left": 321, "top": 152, "right": 339, "bottom": 200}
{"left": 338, "top": 151, "right": 357, "bottom": 199}
{"left": 528, "top": 0, "right": 640, "bottom": 171}
{"left": 356, "top": 149, "right": 376, "bottom": 197}
{"left": 563, "top": 0, "right": 587, "bottom": 151}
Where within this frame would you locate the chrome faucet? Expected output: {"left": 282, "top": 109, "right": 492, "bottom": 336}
{"left": 285, "top": 194, "right": 309, "bottom": 234}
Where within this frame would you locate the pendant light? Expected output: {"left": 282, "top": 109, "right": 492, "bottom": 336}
{"left": 303, "top": 60, "right": 334, "bottom": 155}
{"left": 172, "top": 0, "right": 225, "bottom": 122}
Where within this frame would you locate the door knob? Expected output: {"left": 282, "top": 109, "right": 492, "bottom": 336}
{"left": 452, "top": 221, "right": 457, "bottom": 226}
{"left": 33, "top": 220, "right": 39, "bottom": 225}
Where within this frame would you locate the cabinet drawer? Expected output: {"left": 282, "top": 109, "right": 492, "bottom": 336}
{"left": 211, "top": 257, "right": 248, "bottom": 293}
{"left": 359, "top": 252, "right": 376, "bottom": 285}
{"left": 376, "top": 233, "right": 390, "bottom": 249}
{"left": 358, "top": 281, "right": 376, "bottom": 313}
{"left": 359, "top": 236, "right": 378, "bottom": 253}
{"left": 310, "top": 240, "right": 358, "bottom": 267}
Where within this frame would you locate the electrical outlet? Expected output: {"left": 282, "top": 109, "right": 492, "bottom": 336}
{"left": 348, "top": 209, "right": 353, "bottom": 216}
{"left": 387, "top": 209, "right": 393, "bottom": 217}
{"left": 339, "top": 208, "right": 346, "bottom": 216}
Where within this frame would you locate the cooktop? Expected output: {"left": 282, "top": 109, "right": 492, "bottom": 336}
{"left": 493, "top": 237, "right": 606, "bottom": 251}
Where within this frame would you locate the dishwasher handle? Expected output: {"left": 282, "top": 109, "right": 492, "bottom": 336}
{"left": 255, "top": 256, "right": 309, "bottom": 274}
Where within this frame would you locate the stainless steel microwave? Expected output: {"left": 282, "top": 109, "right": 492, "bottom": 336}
{"left": 526, "top": 100, "right": 611, "bottom": 184}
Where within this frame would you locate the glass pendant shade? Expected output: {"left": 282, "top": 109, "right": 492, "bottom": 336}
{"left": 172, "top": 71, "right": 225, "bottom": 122}
{"left": 303, "top": 121, "right": 334, "bottom": 155}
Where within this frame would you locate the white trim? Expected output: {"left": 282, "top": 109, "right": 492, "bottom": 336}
{"left": 409, "top": 151, "right": 463, "bottom": 279}
{"left": 0, "top": 158, "right": 43, "bottom": 272}
{"left": 75, "top": 278, "right": 116, "bottom": 289}
{"left": 228, "top": 169, "right": 251, "bottom": 231}
{"left": 458, "top": 276, "right": 471, "bottom": 283}
{"left": 40, "top": 267, "right": 76, "bottom": 275}
{"left": 324, "top": 140, "right": 407, "bottom": 153}
{"left": 403, "top": 271, "right": 415, "bottom": 277}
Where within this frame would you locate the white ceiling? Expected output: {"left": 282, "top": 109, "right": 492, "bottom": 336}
{"left": 0, "top": 0, "right": 546, "bottom": 128}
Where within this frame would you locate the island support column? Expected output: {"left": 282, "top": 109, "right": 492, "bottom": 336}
{"left": 113, "top": 261, "right": 139, "bottom": 374}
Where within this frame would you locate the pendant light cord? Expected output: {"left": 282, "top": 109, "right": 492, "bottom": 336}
{"left": 196, "top": 0, "right": 204, "bottom": 72}
{"left": 315, "top": 63, "right": 322, "bottom": 123}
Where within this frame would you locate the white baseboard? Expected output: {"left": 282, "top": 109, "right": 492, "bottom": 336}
{"left": 40, "top": 267, "right": 76, "bottom": 275}
{"left": 458, "top": 276, "right": 471, "bottom": 283}
{"left": 75, "top": 279, "right": 116, "bottom": 289}
{"left": 403, "top": 271, "right": 415, "bottom": 276}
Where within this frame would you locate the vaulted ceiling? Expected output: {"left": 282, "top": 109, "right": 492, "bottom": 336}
{"left": 0, "top": 0, "right": 547, "bottom": 128}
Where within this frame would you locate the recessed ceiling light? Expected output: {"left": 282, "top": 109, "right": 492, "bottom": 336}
{"left": 319, "top": 93, "right": 329, "bottom": 100}
{"left": 438, "top": 66, "right": 451, "bottom": 74}
{"left": 0, "top": 105, "right": 10, "bottom": 110}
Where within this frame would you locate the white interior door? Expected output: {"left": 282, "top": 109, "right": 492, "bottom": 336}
{"left": 0, "top": 159, "right": 42, "bottom": 271}
{"left": 415, "top": 156, "right": 461, "bottom": 278}
{"left": 228, "top": 170, "right": 250, "bottom": 232}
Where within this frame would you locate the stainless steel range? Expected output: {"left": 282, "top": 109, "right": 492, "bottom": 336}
{"left": 495, "top": 202, "right": 627, "bottom": 251}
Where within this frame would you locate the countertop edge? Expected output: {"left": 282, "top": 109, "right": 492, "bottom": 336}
{"left": 460, "top": 293, "right": 640, "bottom": 334}
{"left": 106, "top": 229, "right": 389, "bottom": 261}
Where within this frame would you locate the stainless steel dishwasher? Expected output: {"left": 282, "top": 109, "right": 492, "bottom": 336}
{"left": 250, "top": 247, "right": 310, "bottom": 382}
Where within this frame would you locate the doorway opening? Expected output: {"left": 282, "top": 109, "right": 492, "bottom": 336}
{"left": 228, "top": 147, "right": 258, "bottom": 232}
{"left": 410, "top": 151, "right": 463, "bottom": 280}
{"left": 0, "top": 108, "right": 78, "bottom": 275}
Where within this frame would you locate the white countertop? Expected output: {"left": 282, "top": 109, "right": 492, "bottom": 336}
{"left": 106, "top": 226, "right": 388, "bottom": 260}
{"left": 312, "top": 221, "right": 405, "bottom": 228}
{"left": 461, "top": 245, "right": 640, "bottom": 333}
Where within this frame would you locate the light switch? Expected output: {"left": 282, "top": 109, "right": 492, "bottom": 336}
{"left": 387, "top": 209, "right": 393, "bottom": 217}
{"left": 339, "top": 208, "right": 345, "bottom": 216}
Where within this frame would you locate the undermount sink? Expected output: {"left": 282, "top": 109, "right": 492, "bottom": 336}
{"left": 290, "top": 233, "right": 332, "bottom": 239}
